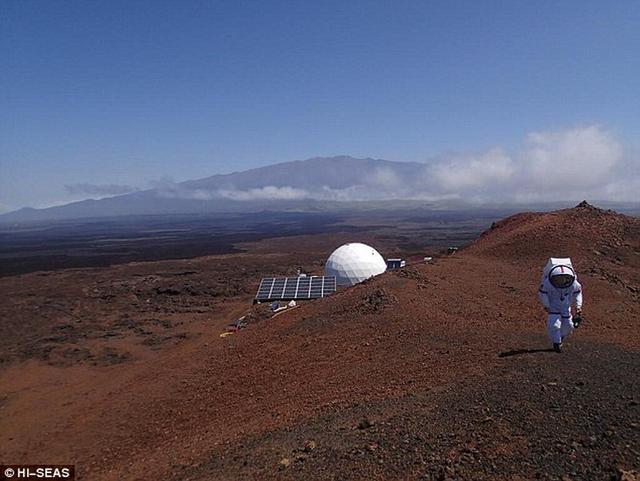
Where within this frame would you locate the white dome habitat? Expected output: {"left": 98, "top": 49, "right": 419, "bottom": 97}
{"left": 324, "top": 243, "right": 387, "bottom": 286}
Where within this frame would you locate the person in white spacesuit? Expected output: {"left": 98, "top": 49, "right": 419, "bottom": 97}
{"left": 537, "top": 258, "right": 583, "bottom": 353}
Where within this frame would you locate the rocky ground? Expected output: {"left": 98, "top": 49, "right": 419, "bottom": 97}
{"left": 0, "top": 202, "right": 638, "bottom": 480}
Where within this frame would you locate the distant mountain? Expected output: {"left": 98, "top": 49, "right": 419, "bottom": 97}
{"left": 0, "top": 157, "right": 429, "bottom": 223}
{"left": 2, "top": 156, "right": 639, "bottom": 224}
{"left": 183, "top": 156, "right": 424, "bottom": 191}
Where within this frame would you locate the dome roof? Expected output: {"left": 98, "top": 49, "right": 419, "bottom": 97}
{"left": 324, "top": 243, "right": 387, "bottom": 286}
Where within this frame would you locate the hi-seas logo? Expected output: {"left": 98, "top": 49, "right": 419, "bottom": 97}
{"left": 1, "top": 466, "right": 75, "bottom": 480}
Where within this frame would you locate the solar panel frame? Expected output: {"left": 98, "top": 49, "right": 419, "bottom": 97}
{"left": 254, "top": 276, "right": 337, "bottom": 302}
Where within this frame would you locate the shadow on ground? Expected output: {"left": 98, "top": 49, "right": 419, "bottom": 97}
{"left": 498, "top": 348, "right": 556, "bottom": 358}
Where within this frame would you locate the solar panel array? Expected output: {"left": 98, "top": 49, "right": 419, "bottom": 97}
{"left": 255, "top": 276, "right": 337, "bottom": 302}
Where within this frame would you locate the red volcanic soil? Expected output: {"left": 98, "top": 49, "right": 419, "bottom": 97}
{"left": 1, "top": 202, "right": 639, "bottom": 481}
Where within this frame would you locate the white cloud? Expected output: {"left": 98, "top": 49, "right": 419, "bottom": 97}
{"left": 422, "top": 125, "right": 634, "bottom": 202}
{"left": 429, "top": 148, "right": 515, "bottom": 191}
{"left": 522, "top": 125, "right": 623, "bottom": 188}
{"left": 365, "top": 167, "right": 403, "bottom": 189}
{"left": 149, "top": 125, "right": 637, "bottom": 204}
{"left": 152, "top": 177, "right": 226, "bottom": 201}
{"left": 216, "top": 186, "right": 311, "bottom": 201}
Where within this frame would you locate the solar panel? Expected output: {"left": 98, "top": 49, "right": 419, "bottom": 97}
{"left": 255, "top": 276, "right": 337, "bottom": 302}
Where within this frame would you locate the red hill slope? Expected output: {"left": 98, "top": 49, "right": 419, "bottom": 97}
{"left": 470, "top": 201, "right": 640, "bottom": 267}
{"left": 467, "top": 200, "right": 640, "bottom": 308}
{"left": 1, "top": 203, "right": 638, "bottom": 481}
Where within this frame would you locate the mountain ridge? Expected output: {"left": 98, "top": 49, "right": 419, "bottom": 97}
{"left": 1, "top": 156, "right": 424, "bottom": 222}
{"left": 2, "top": 156, "right": 640, "bottom": 223}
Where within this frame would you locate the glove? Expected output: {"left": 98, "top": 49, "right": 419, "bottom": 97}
{"left": 573, "top": 313, "right": 583, "bottom": 328}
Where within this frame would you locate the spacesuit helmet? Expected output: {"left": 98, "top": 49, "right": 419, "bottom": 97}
{"left": 550, "top": 273, "right": 575, "bottom": 289}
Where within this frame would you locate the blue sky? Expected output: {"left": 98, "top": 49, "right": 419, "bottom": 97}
{"left": 1, "top": 0, "right": 639, "bottom": 211}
